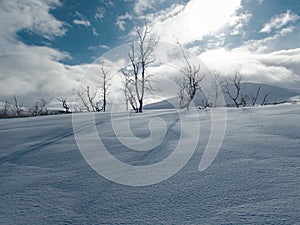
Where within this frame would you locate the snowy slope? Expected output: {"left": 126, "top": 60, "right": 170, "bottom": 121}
{"left": 145, "top": 83, "right": 300, "bottom": 109}
{"left": 0, "top": 104, "right": 299, "bottom": 224}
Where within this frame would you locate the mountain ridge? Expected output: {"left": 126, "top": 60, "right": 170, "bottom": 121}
{"left": 145, "top": 83, "right": 300, "bottom": 109}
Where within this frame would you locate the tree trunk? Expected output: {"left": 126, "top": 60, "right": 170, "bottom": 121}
{"left": 103, "top": 88, "right": 106, "bottom": 112}
{"left": 138, "top": 99, "right": 143, "bottom": 113}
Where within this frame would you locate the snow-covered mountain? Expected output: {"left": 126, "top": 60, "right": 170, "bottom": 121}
{"left": 145, "top": 83, "right": 300, "bottom": 109}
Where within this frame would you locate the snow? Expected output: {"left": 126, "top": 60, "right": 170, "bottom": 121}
{"left": 290, "top": 95, "right": 300, "bottom": 102}
{"left": 145, "top": 83, "right": 300, "bottom": 110}
{"left": 0, "top": 104, "right": 299, "bottom": 224}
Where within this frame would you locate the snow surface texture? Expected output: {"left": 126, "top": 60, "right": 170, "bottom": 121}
{"left": 0, "top": 104, "right": 299, "bottom": 224}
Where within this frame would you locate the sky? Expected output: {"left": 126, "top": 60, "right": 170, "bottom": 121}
{"left": 1, "top": 0, "right": 300, "bottom": 107}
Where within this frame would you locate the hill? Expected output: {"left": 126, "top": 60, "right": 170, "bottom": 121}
{"left": 0, "top": 104, "right": 299, "bottom": 224}
{"left": 145, "top": 83, "right": 300, "bottom": 109}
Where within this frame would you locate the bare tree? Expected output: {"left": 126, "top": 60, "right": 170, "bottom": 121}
{"left": 29, "top": 98, "right": 50, "bottom": 116}
{"left": 57, "top": 98, "right": 70, "bottom": 113}
{"left": 73, "top": 104, "right": 83, "bottom": 113}
{"left": 250, "top": 85, "right": 261, "bottom": 106}
{"left": 200, "top": 98, "right": 211, "bottom": 109}
{"left": 98, "top": 62, "right": 111, "bottom": 112}
{"left": 87, "top": 86, "right": 97, "bottom": 111}
{"left": 12, "top": 95, "right": 23, "bottom": 117}
{"left": 77, "top": 86, "right": 101, "bottom": 112}
{"left": 30, "top": 102, "right": 39, "bottom": 116}
{"left": 1, "top": 101, "right": 12, "bottom": 118}
{"left": 177, "top": 76, "right": 187, "bottom": 109}
{"left": 127, "top": 23, "right": 157, "bottom": 113}
{"left": 38, "top": 98, "right": 49, "bottom": 115}
{"left": 223, "top": 69, "right": 244, "bottom": 108}
{"left": 121, "top": 69, "right": 138, "bottom": 111}
{"left": 176, "top": 42, "right": 204, "bottom": 110}
{"left": 208, "top": 72, "right": 225, "bottom": 108}
{"left": 4, "top": 101, "right": 11, "bottom": 117}
{"left": 261, "top": 92, "right": 271, "bottom": 106}
{"left": 240, "top": 93, "right": 250, "bottom": 107}
{"left": 77, "top": 87, "right": 89, "bottom": 112}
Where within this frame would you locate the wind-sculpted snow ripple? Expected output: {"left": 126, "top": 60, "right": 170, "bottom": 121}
{"left": 72, "top": 42, "right": 226, "bottom": 186}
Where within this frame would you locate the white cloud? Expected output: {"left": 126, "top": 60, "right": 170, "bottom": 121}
{"left": 0, "top": 0, "right": 81, "bottom": 105}
{"left": 92, "top": 27, "right": 99, "bottom": 36}
{"left": 99, "top": 45, "right": 110, "bottom": 50}
{"left": 73, "top": 11, "right": 92, "bottom": 27}
{"left": 242, "top": 25, "right": 299, "bottom": 53}
{"left": 116, "top": 13, "right": 132, "bottom": 31}
{"left": 95, "top": 7, "right": 105, "bottom": 21}
{"left": 0, "top": 0, "right": 66, "bottom": 43}
{"left": 278, "top": 25, "right": 295, "bottom": 36}
{"left": 134, "top": 0, "right": 166, "bottom": 15}
{"left": 200, "top": 45, "right": 300, "bottom": 88}
{"left": 73, "top": 19, "right": 91, "bottom": 27}
{"left": 229, "top": 12, "right": 252, "bottom": 36}
{"left": 88, "top": 44, "right": 110, "bottom": 51}
{"left": 116, "top": 20, "right": 126, "bottom": 31}
{"left": 0, "top": 43, "right": 81, "bottom": 100}
{"left": 151, "top": 0, "right": 241, "bottom": 44}
{"left": 260, "top": 10, "right": 299, "bottom": 33}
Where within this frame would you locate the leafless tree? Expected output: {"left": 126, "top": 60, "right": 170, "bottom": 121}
{"left": 98, "top": 62, "right": 111, "bottom": 112}
{"left": 30, "top": 101, "right": 43, "bottom": 116}
{"left": 77, "top": 86, "right": 100, "bottom": 112}
{"left": 57, "top": 98, "right": 70, "bottom": 113}
{"left": 208, "top": 72, "right": 225, "bottom": 108}
{"left": 38, "top": 98, "right": 49, "bottom": 115}
{"left": 261, "top": 92, "right": 271, "bottom": 106}
{"left": 223, "top": 69, "right": 245, "bottom": 108}
{"left": 121, "top": 69, "right": 138, "bottom": 111}
{"left": 72, "top": 104, "right": 83, "bottom": 113}
{"left": 12, "top": 95, "right": 23, "bottom": 117}
{"left": 200, "top": 98, "right": 211, "bottom": 109}
{"left": 240, "top": 93, "right": 250, "bottom": 107}
{"left": 250, "top": 85, "right": 261, "bottom": 106}
{"left": 127, "top": 23, "right": 157, "bottom": 113}
{"left": 1, "top": 101, "right": 12, "bottom": 118}
{"left": 176, "top": 42, "right": 204, "bottom": 110}
{"left": 4, "top": 101, "right": 10, "bottom": 117}
{"left": 211, "top": 73, "right": 220, "bottom": 108}
{"left": 177, "top": 76, "right": 187, "bottom": 109}
{"left": 29, "top": 98, "right": 50, "bottom": 116}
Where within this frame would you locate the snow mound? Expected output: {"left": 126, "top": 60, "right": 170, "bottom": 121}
{"left": 0, "top": 104, "right": 299, "bottom": 224}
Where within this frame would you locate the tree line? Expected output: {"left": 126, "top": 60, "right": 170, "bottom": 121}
{"left": 1, "top": 24, "right": 283, "bottom": 119}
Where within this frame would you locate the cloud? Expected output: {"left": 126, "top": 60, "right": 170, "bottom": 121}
{"left": 150, "top": 0, "right": 241, "bottom": 44}
{"left": 279, "top": 26, "right": 296, "bottom": 36}
{"left": 88, "top": 44, "right": 110, "bottom": 51}
{"left": 92, "top": 27, "right": 99, "bottom": 36}
{"left": 100, "top": 0, "right": 115, "bottom": 8}
{"left": 133, "top": 0, "right": 167, "bottom": 15}
{"left": 0, "top": 0, "right": 66, "bottom": 43}
{"left": 95, "top": 7, "right": 105, "bottom": 21}
{"left": 260, "top": 10, "right": 299, "bottom": 34}
{"left": 242, "top": 24, "right": 299, "bottom": 53}
{"left": 0, "top": 0, "right": 81, "bottom": 105}
{"left": 99, "top": 45, "right": 110, "bottom": 50}
{"left": 116, "top": 13, "right": 132, "bottom": 31}
{"left": 73, "top": 11, "right": 92, "bottom": 27}
{"left": 229, "top": 12, "right": 252, "bottom": 36}
{"left": 200, "top": 45, "right": 300, "bottom": 88}
{"left": 73, "top": 19, "right": 91, "bottom": 27}
{"left": 0, "top": 43, "right": 82, "bottom": 101}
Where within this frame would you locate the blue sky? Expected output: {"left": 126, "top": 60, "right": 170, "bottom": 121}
{"left": 1, "top": 0, "right": 300, "bottom": 105}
